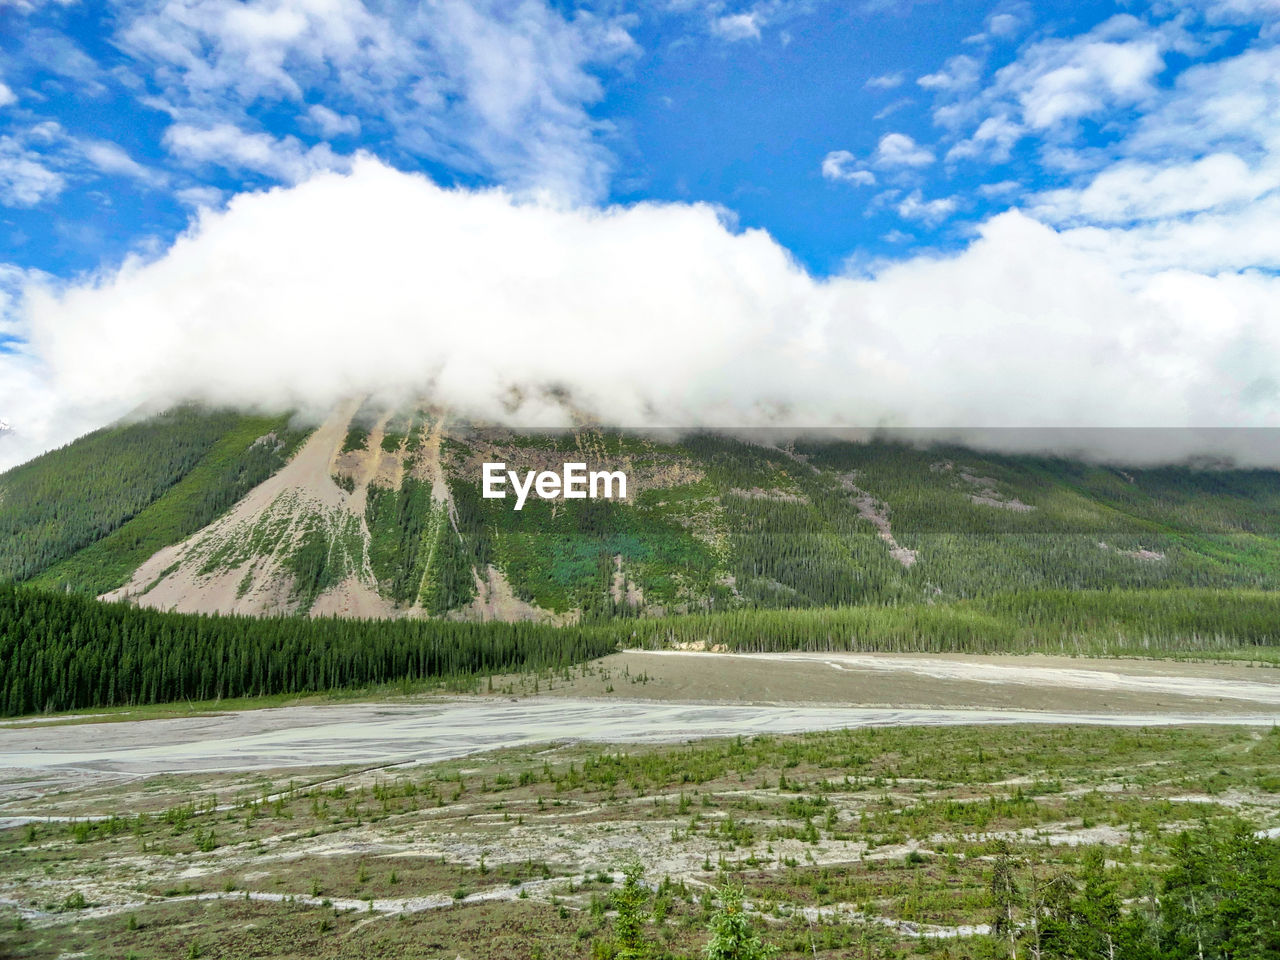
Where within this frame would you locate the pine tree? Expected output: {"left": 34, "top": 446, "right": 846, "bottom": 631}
{"left": 703, "top": 883, "right": 776, "bottom": 960}
{"left": 611, "top": 860, "right": 650, "bottom": 960}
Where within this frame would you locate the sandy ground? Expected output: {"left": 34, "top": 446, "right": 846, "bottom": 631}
{"left": 543, "top": 650, "right": 1280, "bottom": 715}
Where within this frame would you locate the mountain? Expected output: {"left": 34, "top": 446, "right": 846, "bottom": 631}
{"left": 4, "top": 401, "right": 1280, "bottom": 624}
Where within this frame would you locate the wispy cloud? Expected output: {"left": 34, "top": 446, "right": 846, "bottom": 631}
{"left": 917, "top": 54, "right": 981, "bottom": 91}
{"left": 162, "top": 123, "right": 348, "bottom": 184}
{"left": 114, "top": 0, "right": 639, "bottom": 202}
{"left": 895, "top": 188, "right": 956, "bottom": 223}
{"left": 821, "top": 150, "right": 875, "bottom": 184}
{"left": 81, "top": 140, "right": 167, "bottom": 187}
{"left": 873, "top": 97, "right": 913, "bottom": 120}
{"left": 0, "top": 136, "right": 65, "bottom": 207}
{"left": 865, "top": 71, "right": 904, "bottom": 89}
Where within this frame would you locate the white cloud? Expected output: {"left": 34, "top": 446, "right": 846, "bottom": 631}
{"left": 1033, "top": 153, "right": 1280, "bottom": 224}
{"left": 1124, "top": 46, "right": 1280, "bottom": 159}
{"left": 933, "top": 14, "right": 1176, "bottom": 162}
{"left": 987, "top": 13, "right": 1021, "bottom": 38}
{"left": 821, "top": 150, "right": 875, "bottom": 185}
{"left": 917, "top": 54, "right": 981, "bottom": 91}
{"left": 115, "top": 0, "right": 638, "bottom": 202}
{"left": 997, "top": 15, "right": 1171, "bottom": 131}
{"left": 0, "top": 83, "right": 16, "bottom": 108}
{"left": 174, "top": 184, "right": 225, "bottom": 208}
{"left": 946, "top": 114, "right": 1022, "bottom": 162}
{"left": 865, "top": 72, "right": 904, "bottom": 90}
{"left": 711, "top": 12, "right": 762, "bottom": 41}
{"left": 1200, "top": 0, "right": 1280, "bottom": 29}
{"left": 7, "top": 159, "right": 1278, "bottom": 471}
{"left": 81, "top": 140, "right": 166, "bottom": 187}
{"left": 821, "top": 134, "right": 935, "bottom": 183}
{"left": 306, "top": 104, "right": 361, "bottom": 138}
{"left": 1059, "top": 192, "right": 1280, "bottom": 275}
{"left": 895, "top": 189, "right": 957, "bottom": 223}
{"left": 0, "top": 137, "right": 65, "bottom": 207}
{"left": 162, "top": 123, "right": 348, "bottom": 183}
{"left": 874, "top": 132, "right": 934, "bottom": 167}
{"left": 978, "top": 179, "right": 1021, "bottom": 197}
{"left": 987, "top": 38, "right": 1280, "bottom": 276}
{"left": 873, "top": 97, "right": 913, "bottom": 120}
{"left": 1017, "top": 39, "right": 1163, "bottom": 129}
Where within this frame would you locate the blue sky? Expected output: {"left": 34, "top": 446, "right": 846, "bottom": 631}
{"left": 3, "top": 0, "right": 1280, "bottom": 467}
{"left": 1, "top": 0, "right": 1274, "bottom": 280}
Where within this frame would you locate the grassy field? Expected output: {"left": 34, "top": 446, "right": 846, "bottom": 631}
{"left": 4, "top": 723, "right": 1278, "bottom": 959}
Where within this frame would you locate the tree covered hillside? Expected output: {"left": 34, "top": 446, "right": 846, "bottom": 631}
{"left": 0, "top": 407, "right": 309, "bottom": 588}
{"left": 4, "top": 404, "right": 1280, "bottom": 621}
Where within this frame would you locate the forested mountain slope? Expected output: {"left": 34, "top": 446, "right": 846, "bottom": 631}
{"left": 4, "top": 401, "right": 1280, "bottom": 622}
{"left": 0, "top": 407, "right": 309, "bottom": 587}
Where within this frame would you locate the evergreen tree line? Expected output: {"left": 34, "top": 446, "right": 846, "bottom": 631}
{"left": 0, "top": 583, "right": 616, "bottom": 716}
{"left": 619, "top": 588, "right": 1280, "bottom": 657}
{"left": 4, "top": 583, "right": 1278, "bottom": 717}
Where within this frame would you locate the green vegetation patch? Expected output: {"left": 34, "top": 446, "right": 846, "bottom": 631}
{"left": 0, "top": 407, "right": 269, "bottom": 582}
{"left": 2, "top": 724, "right": 1278, "bottom": 959}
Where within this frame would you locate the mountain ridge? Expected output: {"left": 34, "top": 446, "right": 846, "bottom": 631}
{"left": 5, "top": 402, "right": 1280, "bottom": 623}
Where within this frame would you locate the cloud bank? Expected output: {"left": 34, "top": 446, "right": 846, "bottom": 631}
{"left": 2, "top": 156, "right": 1280, "bottom": 470}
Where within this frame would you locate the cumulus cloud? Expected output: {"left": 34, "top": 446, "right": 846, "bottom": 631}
{"left": 1033, "top": 153, "right": 1280, "bottom": 224}
{"left": 932, "top": 14, "right": 1178, "bottom": 161}
{"left": 986, "top": 13, "right": 1022, "bottom": 39}
{"left": 874, "top": 132, "right": 934, "bottom": 167}
{"left": 3, "top": 158, "right": 1280, "bottom": 470}
{"left": 305, "top": 104, "right": 361, "bottom": 138}
{"left": 894, "top": 189, "right": 957, "bottom": 223}
{"left": 946, "top": 113, "right": 1021, "bottom": 162}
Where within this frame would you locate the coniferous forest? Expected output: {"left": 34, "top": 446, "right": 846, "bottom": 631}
{"left": 5, "top": 581, "right": 1280, "bottom": 716}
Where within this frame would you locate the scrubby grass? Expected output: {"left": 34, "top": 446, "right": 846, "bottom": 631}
{"left": 3, "top": 724, "right": 1278, "bottom": 959}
